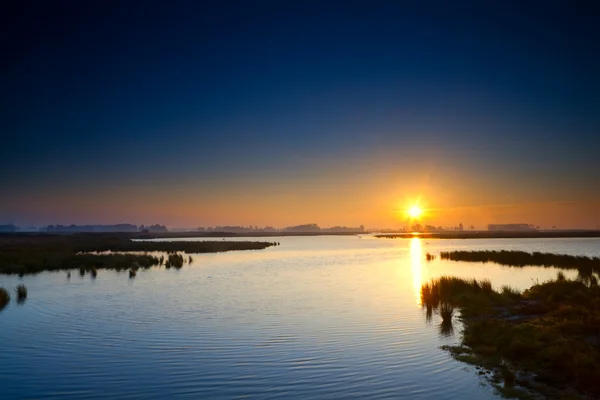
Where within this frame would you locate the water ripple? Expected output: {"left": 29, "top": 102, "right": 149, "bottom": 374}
{"left": 5, "top": 236, "right": 593, "bottom": 399}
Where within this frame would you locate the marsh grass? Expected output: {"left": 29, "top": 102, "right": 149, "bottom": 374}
{"left": 0, "top": 287, "right": 9, "bottom": 309}
{"left": 90, "top": 268, "right": 98, "bottom": 278}
{"left": 166, "top": 253, "right": 184, "bottom": 269}
{"left": 16, "top": 284, "right": 27, "bottom": 303}
{"left": 429, "top": 273, "right": 600, "bottom": 399}
{"left": 439, "top": 302, "right": 454, "bottom": 323}
{"left": 129, "top": 269, "right": 136, "bottom": 278}
{"left": 79, "top": 267, "right": 86, "bottom": 277}
{"left": 426, "top": 253, "right": 436, "bottom": 261}
{"left": 421, "top": 276, "right": 497, "bottom": 309}
{"left": 0, "top": 233, "right": 275, "bottom": 275}
{"left": 439, "top": 250, "right": 600, "bottom": 276}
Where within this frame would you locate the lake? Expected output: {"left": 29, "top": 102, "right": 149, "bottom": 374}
{"left": 1, "top": 236, "right": 599, "bottom": 399}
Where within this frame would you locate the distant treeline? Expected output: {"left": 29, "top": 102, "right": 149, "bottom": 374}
{"left": 4, "top": 223, "right": 366, "bottom": 234}
{"left": 196, "top": 223, "right": 365, "bottom": 233}
{"left": 42, "top": 224, "right": 168, "bottom": 233}
{"left": 0, "top": 224, "right": 16, "bottom": 233}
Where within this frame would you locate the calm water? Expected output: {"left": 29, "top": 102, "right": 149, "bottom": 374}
{"left": 1, "top": 236, "right": 599, "bottom": 399}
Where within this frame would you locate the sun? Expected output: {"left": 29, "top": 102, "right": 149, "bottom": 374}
{"left": 408, "top": 205, "right": 423, "bottom": 219}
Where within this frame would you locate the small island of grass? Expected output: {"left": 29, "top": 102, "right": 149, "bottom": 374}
{"left": 0, "top": 233, "right": 277, "bottom": 275}
{"left": 422, "top": 273, "right": 600, "bottom": 399}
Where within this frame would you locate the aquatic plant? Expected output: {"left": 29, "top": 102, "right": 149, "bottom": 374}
{"left": 0, "top": 287, "right": 10, "bottom": 309}
{"left": 439, "top": 302, "right": 454, "bottom": 323}
{"left": 0, "top": 233, "right": 275, "bottom": 275}
{"left": 167, "top": 253, "right": 184, "bottom": 268}
{"left": 129, "top": 269, "right": 136, "bottom": 278}
{"left": 79, "top": 267, "right": 86, "bottom": 277}
{"left": 430, "top": 273, "right": 600, "bottom": 399}
{"left": 425, "top": 253, "right": 436, "bottom": 261}
{"left": 16, "top": 284, "right": 27, "bottom": 302}
{"left": 90, "top": 268, "right": 98, "bottom": 278}
{"left": 500, "top": 285, "right": 521, "bottom": 301}
{"left": 439, "top": 250, "right": 600, "bottom": 276}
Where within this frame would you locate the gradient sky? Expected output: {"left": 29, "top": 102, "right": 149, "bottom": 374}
{"left": 2, "top": 1, "right": 600, "bottom": 228}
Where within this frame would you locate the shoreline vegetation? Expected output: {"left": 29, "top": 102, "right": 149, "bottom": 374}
{"left": 376, "top": 230, "right": 600, "bottom": 239}
{"left": 439, "top": 250, "right": 600, "bottom": 278}
{"left": 422, "top": 272, "right": 600, "bottom": 399}
{"left": 0, "top": 233, "right": 277, "bottom": 275}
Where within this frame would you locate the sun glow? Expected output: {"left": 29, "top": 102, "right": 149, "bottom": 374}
{"left": 408, "top": 205, "right": 423, "bottom": 219}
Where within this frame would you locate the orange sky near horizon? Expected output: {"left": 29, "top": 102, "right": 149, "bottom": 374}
{"left": 6, "top": 170, "right": 600, "bottom": 229}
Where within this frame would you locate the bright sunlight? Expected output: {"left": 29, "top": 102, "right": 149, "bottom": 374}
{"left": 407, "top": 205, "right": 423, "bottom": 219}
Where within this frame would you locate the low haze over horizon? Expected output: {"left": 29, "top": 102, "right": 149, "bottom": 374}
{"left": 3, "top": 1, "right": 599, "bottom": 229}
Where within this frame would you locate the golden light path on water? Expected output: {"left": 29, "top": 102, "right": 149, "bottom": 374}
{"left": 410, "top": 237, "right": 423, "bottom": 306}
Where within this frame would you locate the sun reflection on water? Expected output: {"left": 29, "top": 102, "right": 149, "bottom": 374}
{"left": 410, "top": 237, "right": 423, "bottom": 306}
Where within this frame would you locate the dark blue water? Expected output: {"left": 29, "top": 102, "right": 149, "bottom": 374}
{"left": 1, "top": 236, "right": 599, "bottom": 399}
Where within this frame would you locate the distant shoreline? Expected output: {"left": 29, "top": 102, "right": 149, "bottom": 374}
{"left": 137, "top": 231, "right": 362, "bottom": 239}
{"left": 375, "top": 230, "right": 600, "bottom": 239}
{"left": 2, "top": 230, "right": 599, "bottom": 240}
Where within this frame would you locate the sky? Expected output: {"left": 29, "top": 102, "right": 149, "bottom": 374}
{"left": 2, "top": 1, "right": 599, "bottom": 229}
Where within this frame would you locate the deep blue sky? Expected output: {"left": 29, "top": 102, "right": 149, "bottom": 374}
{"left": 2, "top": 1, "right": 599, "bottom": 227}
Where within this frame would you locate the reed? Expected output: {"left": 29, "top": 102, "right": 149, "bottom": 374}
{"left": 439, "top": 250, "right": 600, "bottom": 275}
{"left": 0, "top": 287, "right": 9, "bottom": 309}
{"left": 16, "top": 284, "right": 27, "bottom": 302}
{"left": 0, "top": 233, "right": 275, "bottom": 275}
{"left": 167, "top": 253, "right": 184, "bottom": 268}
{"left": 432, "top": 272, "right": 600, "bottom": 399}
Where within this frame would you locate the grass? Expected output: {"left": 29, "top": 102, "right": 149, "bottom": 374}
{"left": 129, "top": 269, "right": 136, "bottom": 278}
{"left": 16, "top": 284, "right": 27, "bottom": 302}
{"left": 426, "top": 252, "right": 436, "bottom": 261}
{"left": 165, "top": 253, "right": 184, "bottom": 268}
{"left": 439, "top": 250, "right": 600, "bottom": 275}
{"left": 0, "top": 233, "right": 276, "bottom": 275}
{"left": 439, "top": 302, "right": 454, "bottom": 322}
{"left": 0, "top": 287, "right": 9, "bottom": 309}
{"left": 424, "top": 274, "right": 600, "bottom": 399}
{"left": 90, "top": 268, "right": 98, "bottom": 278}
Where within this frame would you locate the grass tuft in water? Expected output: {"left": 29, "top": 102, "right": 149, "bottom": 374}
{"left": 0, "top": 287, "right": 10, "bottom": 309}
{"left": 439, "top": 302, "right": 454, "bottom": 323}
{"left": 167, "top": 253, "right": 184, "bottom": 269}
{"left": 16, "top": 284, "right": 27, "bottom": 303}
{"left": 426, "top": 252, "right": 436, "bottom": 261}
{"left": 129, "top": 269, "right": 136, "bottom": 278}
{"left": 90, "top": 268, "right": 98, "bottom": 278}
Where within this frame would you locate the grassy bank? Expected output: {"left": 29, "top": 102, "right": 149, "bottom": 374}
{"left": 422, "top": 275, "right": 600, "bottom": 399}
{"left": 439, "top": 250, "right": 600, "bottom": 277}
{"left": 0, "top": 233, "right": 276, "bottom": 275}
{"left": 376, "top": 231, "right": 600, "bottom": 239}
